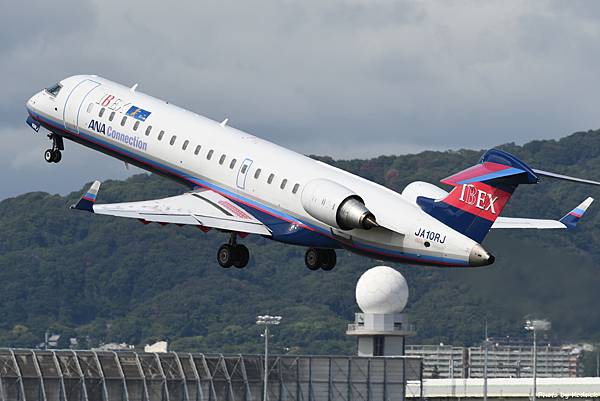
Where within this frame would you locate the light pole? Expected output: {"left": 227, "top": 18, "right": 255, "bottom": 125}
{"left": 483, "top": 322, "right": 489, "bottom": 401}
{"left": 256, "top": 315, "right": 282, "bottom": 401}
{"left": 524, "top": 319, "right": 550, "bottom": 401}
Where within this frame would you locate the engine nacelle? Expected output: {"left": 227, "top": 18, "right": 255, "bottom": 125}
{"left": 300, "top": 179, "right": 378, "bottom": 230}
{"left": 401, "top": 181, "right": 449, "bottom": 204}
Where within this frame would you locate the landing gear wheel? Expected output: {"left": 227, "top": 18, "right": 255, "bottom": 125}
{"left": 44, "top": 133, "right": 64, "bottom": 163}
{"left": 233, "top": 245, "right": 249, "bottom": 268}
{"left": 320, "top": 249, "right": 337, "bottom": 271}
{"left": 217, "top": 244, "right": 235, "bottom": 268}
{"left": 305, "top": 248, "right": 322, "bottom": 271}
{"left": 44, "top": 149, "right": 54, "bottom": 163}
{"left": 305, "top": 248, "right": 337, "bottom": 271}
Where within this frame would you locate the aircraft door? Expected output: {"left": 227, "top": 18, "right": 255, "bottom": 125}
{"left": 236, "top": 158, "right": 253, "bottom": 190}
{"left": 63, "top": 79, "right": 100, "bottom": 133}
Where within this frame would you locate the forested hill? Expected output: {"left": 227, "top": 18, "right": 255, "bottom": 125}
{"left": 1, "top": 130, "right": 600, "bottom": 354}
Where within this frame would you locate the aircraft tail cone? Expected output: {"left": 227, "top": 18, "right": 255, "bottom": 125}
{"left": 469, "top": 244, "right": 494, "bottom": 267}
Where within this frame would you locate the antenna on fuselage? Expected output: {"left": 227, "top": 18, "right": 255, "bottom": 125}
{"left": 130, "top": 83, "right": 138, "bottom": 92}
{"left": 220, "top": 118, "right": 229, "bottom": 127}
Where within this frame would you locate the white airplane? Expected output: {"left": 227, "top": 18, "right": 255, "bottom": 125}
{"left": 25, "top": 75, "right": 599, "bottom": 270}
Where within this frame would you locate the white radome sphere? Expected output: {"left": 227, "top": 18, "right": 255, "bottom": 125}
{"left": 356, "top": 266, "right": 409, "bottom": 314}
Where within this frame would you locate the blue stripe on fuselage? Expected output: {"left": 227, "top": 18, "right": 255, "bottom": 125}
{"left": 27, "top": 110, "right": 469, "bottom": 267}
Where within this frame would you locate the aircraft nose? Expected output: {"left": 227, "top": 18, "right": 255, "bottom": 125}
{"left": 469, "top": 244, "right": 495, "bottom": 267}
{"left": 26, "top": 93, "right": 38, "bottom": 111}
{"left": 25, "top": 92, "right": 40, "bottom": 110}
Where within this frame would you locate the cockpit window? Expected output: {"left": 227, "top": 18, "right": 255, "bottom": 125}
{"left": 45, "top": 83, "right": 62, "bottom": 97}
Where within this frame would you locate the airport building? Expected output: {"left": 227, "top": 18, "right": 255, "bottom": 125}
{"left": 0, "top": 349, "right": 422, "bottom": 401}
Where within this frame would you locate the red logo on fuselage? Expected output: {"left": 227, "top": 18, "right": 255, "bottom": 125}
{"left": 442, "top": 181, "right": 511, "bottom": 222}
{"left": 458, "top": 184, "right": 499, "bottom": 214}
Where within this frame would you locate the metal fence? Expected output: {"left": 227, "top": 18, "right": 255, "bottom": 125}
{"left": 0, "top": 349, "right": 422, "bottom": 401}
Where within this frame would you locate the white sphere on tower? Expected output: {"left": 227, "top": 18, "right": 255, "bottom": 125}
{"left": 355, "top": 266, "right": 409, "bottom": 314}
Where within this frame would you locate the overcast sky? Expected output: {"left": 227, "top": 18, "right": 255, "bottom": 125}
{"left": 2, "top": 1, "right": 600, "bottom": 199}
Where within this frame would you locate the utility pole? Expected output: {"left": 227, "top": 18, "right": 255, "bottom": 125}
{"left": 596, "top": 344, "right": 600, "bottom": 377}
{"left": 533, "top": 328, "right": 537, "bottom": 401}
{"left": 256, "top": 315, "right": 282, "bottom": 401}
{"left": 525, "top": 319, "right": 550, "bottom": 401}
{"left": 484, "top": 320, "right": 489, "bottom": 401}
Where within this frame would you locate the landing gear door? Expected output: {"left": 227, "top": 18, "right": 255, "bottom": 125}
{"left": 236, "top": 158, "right": 253, "bottom": 190}
{"left": 63, "top": 79, "right": 100, "bottom": 134}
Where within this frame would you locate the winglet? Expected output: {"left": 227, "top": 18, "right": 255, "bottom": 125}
{"left": 559, "top": 197, "right": 594, "bottom": 228}
{"left": 70, "top": 181, "right": 101, "bottom": 212}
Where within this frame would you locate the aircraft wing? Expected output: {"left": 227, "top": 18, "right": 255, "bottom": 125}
{"left": 71, "top": 181, "right": 271, "bottom": 236}
{"left": 491, "top": 197, "right": 593, "bottom": 229}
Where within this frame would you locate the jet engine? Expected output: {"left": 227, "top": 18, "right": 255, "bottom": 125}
{"left": 300, "top": 179, "right": 378, "bottom": 230}
{"left": 401, "top": 181, "right": 449, "bottom": 204}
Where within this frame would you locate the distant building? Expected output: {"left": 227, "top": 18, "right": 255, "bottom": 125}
{"left": 406, "top": 343, "right": 583, "bottom": 378}
{"left": 405, "top": 345, "right": 467, "bottom": 378}
{"left": 92, "top": 342, "right": 134, "bottom": 351}
{"left": 37, "top": 333, "right": 61, "bottom": 350}
{"left": 144, "top": 340, "right": 168, "bottom": 353}
{"left": 468, "top": 344, "right": 583, "bottom": 378}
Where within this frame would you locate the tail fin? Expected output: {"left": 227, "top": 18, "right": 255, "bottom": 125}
{"left": 417, "top": 149, "right": 539, "bottom": 242}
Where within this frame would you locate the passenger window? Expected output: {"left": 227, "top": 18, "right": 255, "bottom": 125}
{"left": 219, "top": 154, "right": 226, "bottom": 165}
{"left": 194, "top": 145, "right": 201, "bottom": 155}
{"left": 133, "top": 121, "right": 140, "bottom": 131}
{"left": 109, "top": 111, "right": 115, "bottom": 121}
{"left": 145, "top": 125, "right": 152, "bottom": 136}
{"left": 280, "top": 179, "right": 288, "bottom": 189}
{"left": 292, "top": 183, "right": 300, "bottom": 194}
{"left": 182, "top": 140, "right": 189, "bottom": 150}
{"left": 207, "top": 150, "right": 214, "bottom": 160}
{"left": 229, "top": 159, "right": 237, "bottom": 169}
{"left": 241, "top": 165, "right": 248, "bottom": 174}
{"left": 99, "top": 107, "right": 105, "bottom": 117}
{"left": 267, "top": 173, "right": 275, "bottom": 184}
{"left": 87, "top": 103, "right": 93, "bottom": 113}
{"left": 254, "top": 169, "right": 261, "bottom": 179}
{"left": 120, "top": 116, "right": 127, "bottom": 126}
{"left": 158, "top": 130, "right": 165, "bottom": 141}
{"left": 170, "top": 135, "right": 177, "bottom": 146}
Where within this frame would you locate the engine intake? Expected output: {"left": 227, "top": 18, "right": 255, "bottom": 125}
{"left": 300, "top": 179, "right": 378, "bottom": 230}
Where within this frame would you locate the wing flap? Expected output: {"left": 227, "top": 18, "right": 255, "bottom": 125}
{"left": 72, "top": 181, "right": 272, "bottom": 236}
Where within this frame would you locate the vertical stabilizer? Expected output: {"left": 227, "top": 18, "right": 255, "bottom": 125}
{"left": 417, "top": 149, "right": 538, "bottom": 242}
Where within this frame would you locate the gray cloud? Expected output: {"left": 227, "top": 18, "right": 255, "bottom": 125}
{"left": 2, "top": 0, "right": 600, "bottom": 198}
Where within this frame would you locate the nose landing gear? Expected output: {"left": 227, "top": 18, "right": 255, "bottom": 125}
{"left": 217, "top": 233, "right": 250, "bottom": 268}
{"left": 44, "top": 133, "right": 64, "bottom": 163}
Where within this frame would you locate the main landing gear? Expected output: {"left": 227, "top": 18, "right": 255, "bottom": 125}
{"left": 217, "top": 233, "right": 250, "bottom": 269}
{"left": 44, "top": 133, "right": 64, "bottom": 163}
{"left": 305, "top": 248, "right": 337, "bottom": 271}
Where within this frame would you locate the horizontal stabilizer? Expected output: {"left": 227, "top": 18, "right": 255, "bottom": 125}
{"left": 492, "top": 197, "right": 594, "bottom": 229}
{"left": 533, "top": 169, "right": 600, "bottom": 186}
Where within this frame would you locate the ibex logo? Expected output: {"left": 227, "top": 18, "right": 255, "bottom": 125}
{"left": 458, "top": 184, "right": 499, "bottom": 214}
